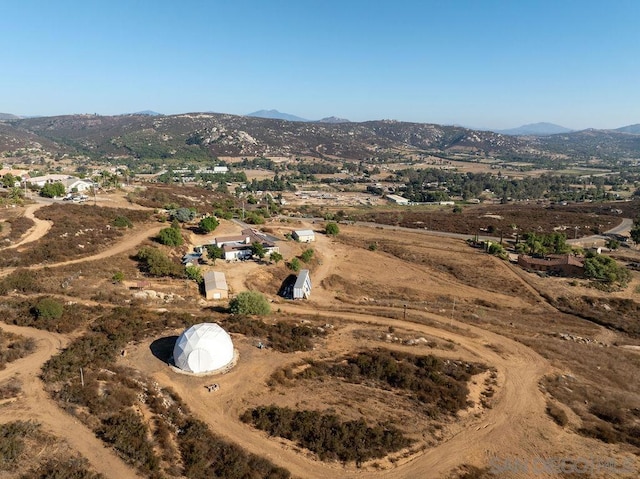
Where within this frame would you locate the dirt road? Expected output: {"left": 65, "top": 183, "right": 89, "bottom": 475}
{"left": 0, "top": 322, "right": 140, "bottom": 478}
{"left": 4, "top": 202, "right": 52, "bottom": 250}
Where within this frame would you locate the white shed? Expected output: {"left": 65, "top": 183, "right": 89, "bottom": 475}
{"left": 204, "top": 271, "right": 228, "bottom": 300}
{"left": 293, "top": 269, "right": 311, "bottom": 299}
{"left": 293, "top": 229, "right": 315, "bottom": 243}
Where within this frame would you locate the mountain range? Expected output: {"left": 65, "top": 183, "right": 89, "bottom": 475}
{"left": 0, "top": 111, "right": 639, "bottom": 163}
{"left": 247, "top": 109, "right": 350, "bottom": 124}
{"left": 495, "top": 122, "right": 574, "bottom": 136}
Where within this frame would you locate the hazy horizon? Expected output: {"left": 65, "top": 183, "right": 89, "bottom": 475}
{"left": 2, "top": 1, "right": 638, "bottom": 130}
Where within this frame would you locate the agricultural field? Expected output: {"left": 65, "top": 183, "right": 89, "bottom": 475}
{"left": 0, "top": 185, "right": 639, "bottom": 479}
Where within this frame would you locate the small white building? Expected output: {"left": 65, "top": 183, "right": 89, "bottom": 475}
{"left": 386, "top": 194, "right": 409, "bottom": 205}
{"left": 203, "top": 271, "right": 228, "bottom": 300}
{"left": 63, "top": 178, "right": 95, "bottom": 193}
{"left": 293, "top": 269, "right": 311, "bottom": 299}
{"left": 292, "top": 229, "right": 315, "bottom": 243}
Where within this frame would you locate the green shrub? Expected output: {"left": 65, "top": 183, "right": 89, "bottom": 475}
{"left": 229, "top": 291, "right": 271, "bottom": 316}
{"left": 111, "top": 271, "right": 125, "bottom": 283}
{"left": 112, "top": 216, "right": 133, "bottom": 228}
{"left": 287, "top": 257, "right": 301, "bottom": 272}
{"left": 33, "top": 298, "right": 63, "bottom": 321}
{"left": 325, "top": 222, "right": 339, "bottom": 236}
{"left": 300, "top": 248, "right": 314, "bottom": 263}
{"left": 185, "top": 265, "right": 202, "bottom": 283}
{"left": 157, "top": 226, "right": 183, "bottom": 246}
{"left": 136, "top": 247, "right": 184, "bottom": 277}
{"left": 198, "top": 216, "right": 219, "bottom": 233}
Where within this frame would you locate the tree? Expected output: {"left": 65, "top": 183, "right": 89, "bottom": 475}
{"left": 300, "top": 248, "right": 314, "bottom": 263}
{"left": 205, "top": 244, "right": 223, "bottom": 264}
{"left": 583, "top": 254, "right": 630, "bottom": 286}
{"left": 605, "top": 238, "right": 620, "bottom": 250}
{"left": 33, "top": 298, "right": 63, "bottom": 321}
{"left": 251, "top": 242, "right": 266, "bottom": 259}
{"left": 40, "top": 182, "right": 65, "bottom": 198}
{"left": 325, "top": 222, "right": 339, "bottom": 236}
{"left": 198, "top": 216, "right": 219, "bottom": 233}
{"left": 185, "top": 265, "right": 203, "bottom": 283}
{"left": 229, "top": 291, "right": 271, "bottom": 315}
{"left": 136, "top": 247, "right": 183, "bottom": 277}
{"left": 1, "top": 173, "right": 16, "bottom": 188}
{"left": 157, "top": 226, "right": 183, "bottom": 246}
{"left": 631, "top": 217, "right": 640, "bottom": 245}
{"left": 270, "top": 252, "right": 283, "bottom": 264}
{"left": 288, "top": 257, "right": 301, "bottom": 272}
{"left": 170, "top": 207, "right": 197, "bottom": 223}
{"left": 113, "top": 216, "right": 133, "bottom": 228}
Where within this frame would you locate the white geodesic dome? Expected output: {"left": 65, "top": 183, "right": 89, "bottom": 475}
{"left": 173, "top": 323, "right": 234, "bottom": 374}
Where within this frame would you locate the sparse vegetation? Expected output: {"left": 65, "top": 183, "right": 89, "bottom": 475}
{"left": 221, "top": 316, "right": 325, "bottom": 352}
{"left": 241, "top": 406, "right": 413, "bottom": 464}
{"left": 0, "top": 331, "right": 36, "bottom": 369}
{"left": 296, "top": 350, "right": 486, "bottom": 417}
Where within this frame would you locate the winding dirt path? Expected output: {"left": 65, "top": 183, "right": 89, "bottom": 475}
{"left": 0, "top": 322, "right": 139, "bottom": 478}
{"left": 0, "top": 223, "right": 164, "bottom": 278}
{"left": 4, "top": 202, "right": 52, "bottom": 250}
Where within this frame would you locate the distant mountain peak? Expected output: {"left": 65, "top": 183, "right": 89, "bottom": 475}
{"left": 0, "top": 112, "right": 21, "bottom": 120}
{"left": 615, "top": 124, "right": 640, "bottom": 135}
{"left": 247, "top": 109, "right": 308, "bottom": 122}
{"left": 317, "top": 116, "right": 350, "bottom": 124}
{"left": 497, "top": 122, "right": 574, "bottom": 136}
{"left": 131, "top": 110, "right": 163, "bottom": 116}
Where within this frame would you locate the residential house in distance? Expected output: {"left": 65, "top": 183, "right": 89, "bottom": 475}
{"left": 213, "top": 228, "right": 279, "bottom": 261}
{"left": 293, "top": 269, "right": 311, "bottom": 299}
{"left": 517, "top": 254, "right": 584, "bottom": 277}
{"left": 292, "top": 229, "right": 315, "bottom": 243}
{"left": 27, "top": 175, "right": 94, "bottom": 193}
{"left": 203, "top": 271, "right": 228, "bottom": 300}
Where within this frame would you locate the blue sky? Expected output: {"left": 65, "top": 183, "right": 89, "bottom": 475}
{"left": 1, "top": 0, "right": 638, "bottom": 129}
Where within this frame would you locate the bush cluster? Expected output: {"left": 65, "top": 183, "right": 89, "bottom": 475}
{"left": 0, "top": 421, "right": 39, "bottom": 469}
{"left": 222, "top": 316, "right": 325, "bottom": 352}
{"left": 20, "top": 457, "right": 103, "bottom": 479}
{"left": 298, "top": 349, "right": 486, "bottom": 417}
{"left": 136, "top": 246, "right": 184, "bottom": 278}
{"left": 0, "top": 331, "right": 36, "bottom": 369}
{"left": 241, "top": 406, "right": 412, "bottom": 464}
{"left": 4, "top": 297, "right": 95, "bottom": 333}
{"left": 178, "top": 419, "right": 290, "bottom": 479}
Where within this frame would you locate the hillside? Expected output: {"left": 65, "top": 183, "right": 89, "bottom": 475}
{"left": 1, "top": 112, "right": 640, "bottom": 163}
